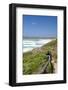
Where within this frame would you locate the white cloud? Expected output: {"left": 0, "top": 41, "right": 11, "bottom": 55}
{"left": 32, "top": 22, "right": 37, "bottom": 25}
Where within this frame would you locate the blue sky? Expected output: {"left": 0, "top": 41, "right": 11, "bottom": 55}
{"left": 23, "top": 15, "right": 57, "bottom": 38}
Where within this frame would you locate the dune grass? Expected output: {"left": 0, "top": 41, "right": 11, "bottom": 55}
{"left": 23, "top": 39, "right": 57, "bottom": 75}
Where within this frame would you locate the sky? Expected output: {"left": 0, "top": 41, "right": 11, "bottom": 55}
{"left": 23, "top": 15, "right": 57, "bottom": 38}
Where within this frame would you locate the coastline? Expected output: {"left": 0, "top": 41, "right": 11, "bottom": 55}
{"left": 23, "top": 39, "right": 55, "bottom": 53}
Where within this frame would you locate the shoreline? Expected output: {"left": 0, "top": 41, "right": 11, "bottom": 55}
{"left": 23, "top": 39, "right": 55, "bottom": 53}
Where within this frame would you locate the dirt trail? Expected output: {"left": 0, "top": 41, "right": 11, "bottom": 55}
{"left": 33, "top": 61, "right": 49, "bottom": 74}
{"left": 33, "top": 61, "right": 57, "bottom": 74}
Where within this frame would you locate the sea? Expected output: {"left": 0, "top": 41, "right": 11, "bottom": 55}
{"left": 23, "top": 39, "right": 54, "bottom": 53}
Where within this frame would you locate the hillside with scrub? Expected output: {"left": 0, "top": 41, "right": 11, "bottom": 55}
{"left": 23, "top": 39, "right": 57, "bottom": 75}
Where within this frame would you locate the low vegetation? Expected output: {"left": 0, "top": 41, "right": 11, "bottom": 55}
{"left": 23, "top": 39, "right": 57, "bottom": 75}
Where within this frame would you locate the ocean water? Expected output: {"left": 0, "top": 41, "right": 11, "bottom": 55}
{"left": 23, "top": 39, "right": 53, "bottom": 53}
